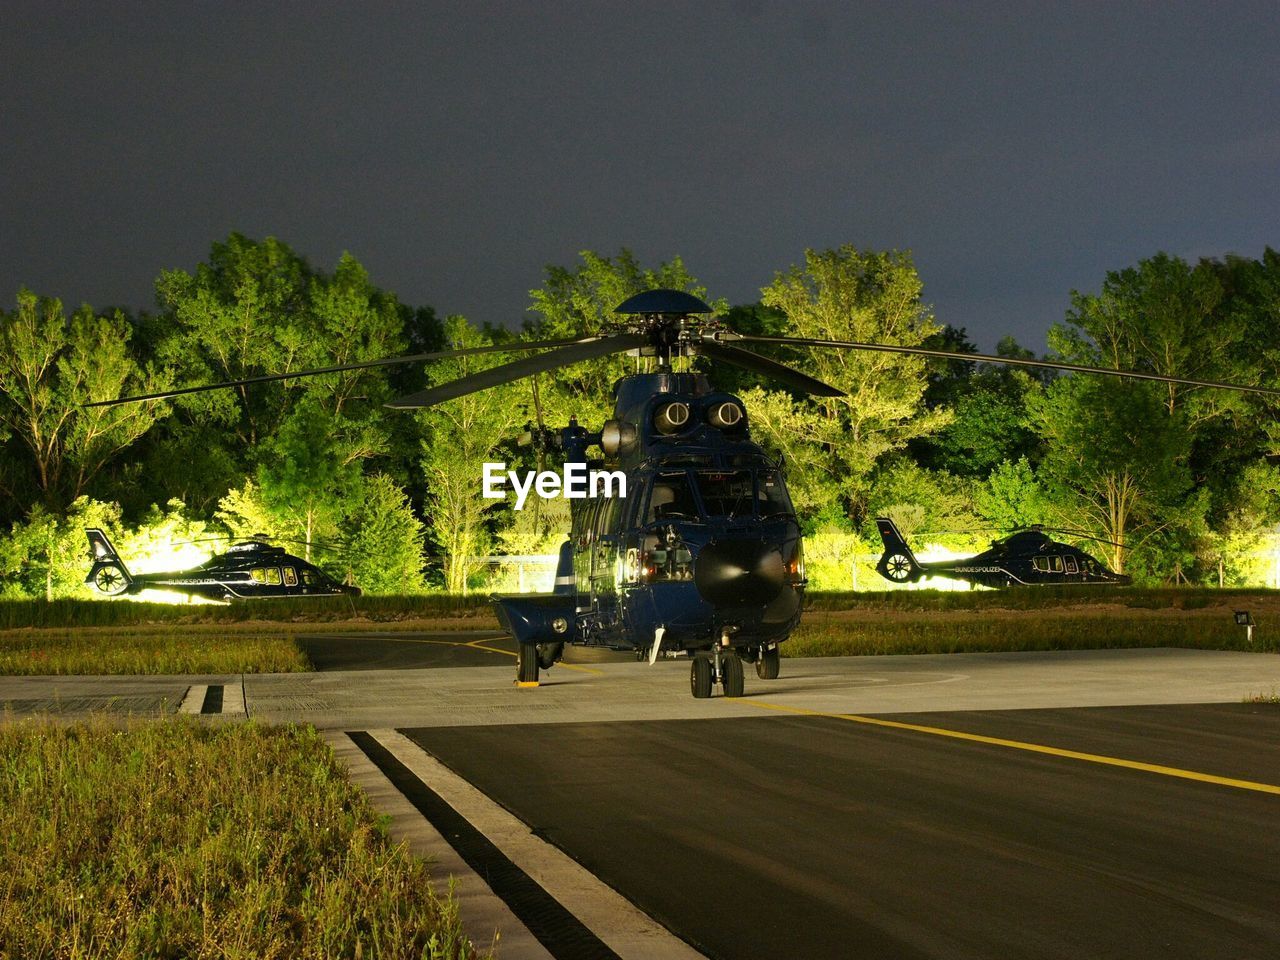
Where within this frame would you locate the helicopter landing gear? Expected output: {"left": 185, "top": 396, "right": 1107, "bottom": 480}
{"left": 516, "top": 643, "right": 540, "bottom": 686}
{"left": 721, "top": 652, "right": 745, "bottom": 698}
{"left": 537, "top": 642, "right": 563, "bottom": 670}
{"left": 691, "top": 656, "right": 713, "bottom": 698}
{"left": 690, "top": 645, "right": 746, "bottom": 699}
{"left": 755, "top": 645, "right": 780, "bottom": 680}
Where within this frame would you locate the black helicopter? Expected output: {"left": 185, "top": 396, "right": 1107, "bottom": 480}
{"left": 90, "top": 287, "right": 1280, "bottom": 697}
{"left": 85, "top": 528, "right": 360, "bottom": 601}
{"left": 875, "top": 517, "right": 1131, "bottom": 588}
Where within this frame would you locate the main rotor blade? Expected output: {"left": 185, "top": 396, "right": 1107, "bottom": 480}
{"left": 694, "top": 339, "right": 845, "bottom": 397}
{"left": 387, "top": 333, "right": 647, "bottom": 408}
{"left": 82, "top": 337, "right": 594, "bottom": 408}
{"left": 732, "top": 335, "right": 1280, "bottom": 398}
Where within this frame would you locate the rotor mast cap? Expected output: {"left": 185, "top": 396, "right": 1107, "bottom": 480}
{"left": 613, "top": 289, "right": 712, "bottom": 316}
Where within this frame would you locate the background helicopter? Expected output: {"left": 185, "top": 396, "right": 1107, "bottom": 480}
{"left": 91, "top": 287, "right": 1280, "bottom": 697}
{"left": 875, "top": 517, "right": 1131, "bottom": 588}
{"left": 85, "top": 528, "right": 360, "bottom": 602}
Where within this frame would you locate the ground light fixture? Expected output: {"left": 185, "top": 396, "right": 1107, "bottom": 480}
{"left": 1234, "top": 610, "right": 1256, "bottom": 644}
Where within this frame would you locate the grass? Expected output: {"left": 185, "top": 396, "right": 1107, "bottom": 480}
{"left": 0, "top": 594, "right": 499, "bottom": 630}
{"left": 0, "top": 626, "right": 311, "bottom": 676}
{"left": 3, "top": 587, "right": 1277, "bottom": 675}
{"left": 0, "top": 717, "right": 486, "bottom": 960}
{"left": 787, "top": 607, "right": 1276, "bottom": 658}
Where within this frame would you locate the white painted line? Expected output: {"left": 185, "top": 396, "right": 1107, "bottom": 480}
{"left": 323, "top": 731, "right": 550, "bottom": 960}
{"left": 222, "top": 680, "right": 246, "bottom": 715}
{"left": 372, "top": 728, "right": 708, "bottom": 960}
{"left": 178, "top": 685, "right": 207, "bottom": 714}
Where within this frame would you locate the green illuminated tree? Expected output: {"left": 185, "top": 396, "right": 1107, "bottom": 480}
{"left": 418, "top": 316, "right": 526, "bottom": 593}
{"left": 339, "top": 474, "right": 427, "bottom": 594}
{"left": 0, "top": 290, "right": 169, "bottom": 515}
{"left": 149, "top": 236, "right": 406, "bottom": 515}
{"left": 0, "top": 498, "right": 122, "bottom": 601}
{"left": 744, "top": 246, "right": 951, "bottom": 517}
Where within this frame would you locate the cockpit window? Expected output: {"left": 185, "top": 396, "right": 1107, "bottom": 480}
{"left": 647, "top": 472, "right": 699, "bottom": 522}
{"left": 756, "top": 471, "right": 794, "bottom": 517}
{"left": 695, "top": 470, "right": 755, "bottom": 517}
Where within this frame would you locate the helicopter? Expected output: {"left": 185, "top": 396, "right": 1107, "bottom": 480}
{"left": 875, "top": 517, "right": 1132, "bottom": 588}
{"left": 89, "top": 287, "right": 1280, "bottom": 697}
{"left": 84, "top": 528, "right": 361, "bottom": 601}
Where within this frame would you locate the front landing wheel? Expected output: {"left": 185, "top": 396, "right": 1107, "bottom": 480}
{"left": 691, "top": 657, "right": 713, "bottom": 698}
{"left": 516, "top": 643, "right": 540, "bottom": 686}
{"left": 721, "top": 654, "right": 745, "bottom": 698}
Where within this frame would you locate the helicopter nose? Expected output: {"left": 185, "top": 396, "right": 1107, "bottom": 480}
{"left": 694, "top": 539, "right": 787, "bottom": 606}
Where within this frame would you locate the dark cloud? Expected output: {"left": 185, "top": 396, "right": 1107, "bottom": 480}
{"left": 3, "top": 1, "right": 1277, "bottom": 348}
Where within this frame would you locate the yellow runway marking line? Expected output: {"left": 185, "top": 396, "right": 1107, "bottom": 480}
{"left": 741, "top": 699, "right": 1280, "bottom": 797}
{"left": 465, "top": 638, "right": 606, "bottom": 675}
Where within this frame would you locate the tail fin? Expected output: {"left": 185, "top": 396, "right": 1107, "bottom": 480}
{"left": 85, "top": 528, "right": 133, "bottom": 595}
{"left": 874, "top": 517, "right": 923, "bottom": 583}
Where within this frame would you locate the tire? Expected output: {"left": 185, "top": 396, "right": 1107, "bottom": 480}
{"left": 722, "top": 654, "right": 745, "bottom": 698}
{"left": 691, "top": 657, "right": 713, "bottom": 699}
{"left": 516, "top": 643, "right": 540, "bottom": 685}
{"left": 756, "top": 646, "right": 780, "bottom": 680}
{"left": 537, "top": 642, "right": 563, "bottom": 670}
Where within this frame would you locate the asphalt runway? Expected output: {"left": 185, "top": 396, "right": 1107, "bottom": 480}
{"left": 405, "top": 704, "right": 1280, "bottom": 960}
{"left": 6, "top": 635, "right": 1280, "bottom": 958}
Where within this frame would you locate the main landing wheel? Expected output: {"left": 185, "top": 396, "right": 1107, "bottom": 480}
{"left": 691, "top": 657, "right": 713, "bottom": 699}
{"left": 516, "top": 643, "right": 540, "bottom": 687}
{"left": 756, "top": 646, "right": 780, "bottom": 680}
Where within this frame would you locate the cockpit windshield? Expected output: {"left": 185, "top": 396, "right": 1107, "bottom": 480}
{"left": 645, "top": 469, "right": 796, "bottom": 522}
{"left": 646, "top": 473, "right": 701, "bottom": 522}
{"left": 695, "top": 470, "right": 754, "bottom": 517}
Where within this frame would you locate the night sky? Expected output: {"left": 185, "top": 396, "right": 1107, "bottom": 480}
{"left": 4, "top": 2, "right": 1277, "bottom": 349}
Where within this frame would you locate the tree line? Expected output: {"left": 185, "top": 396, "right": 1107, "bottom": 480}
{"left": 1, "top": 235, "right": 1277, "bottom": 598}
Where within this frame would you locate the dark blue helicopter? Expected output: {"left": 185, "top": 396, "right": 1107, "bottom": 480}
{"left": 875, "top": 517, "right": 1131, "bottom": 588}
{"left": 85, "top": 528, "right": 359, "bottom": 601}
{"left": 90, "top": 287, "right": 1279, "bottom": 697}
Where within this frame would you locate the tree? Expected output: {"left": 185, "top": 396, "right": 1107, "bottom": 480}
{"left": 418, "top": 316, "right": 527, "bottom": 593}
{"left": 1027, "top": 376, "right": 1196, "bottom": 576}
{"left": 0, "top": 498, "right": 122, "bottom": 600}
{"left": 0, "top": 290, "right": 169, "bottom": 515}
{"left": 149, "top": 236, "right": 406, "bottom": 513}
{"left": 912, "top": 335, "right": 1046, "bottom": 477}
{"left": 975, "top": 458, "right": 1049, "bottom": 532}
{"left": 340, "top": 474, "right": 427, "bottom": 594}
{"left": 744, "top": 246, "right": 951, "bottom": 518}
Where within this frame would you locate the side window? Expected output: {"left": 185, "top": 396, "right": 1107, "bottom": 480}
{"left": 301, "top": 570, "right": 316, "bottom": 586}
{"left": 1050, "top": 556, "right": 1064, "bottom": 573}
{"left": 283, "top": 567, "right": 298, "bottom": 586}
{"left": 1032, "top": 557, "right": 1047, "bottom": 573}
{"left": 1064, "top": 556, "right": 1078, "bottom": 574}
{"left": 251, "top": 568, "right": 266, "bottom": 583}
{"left": 266, "top": 568, "right": 282, "bottom": 586}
